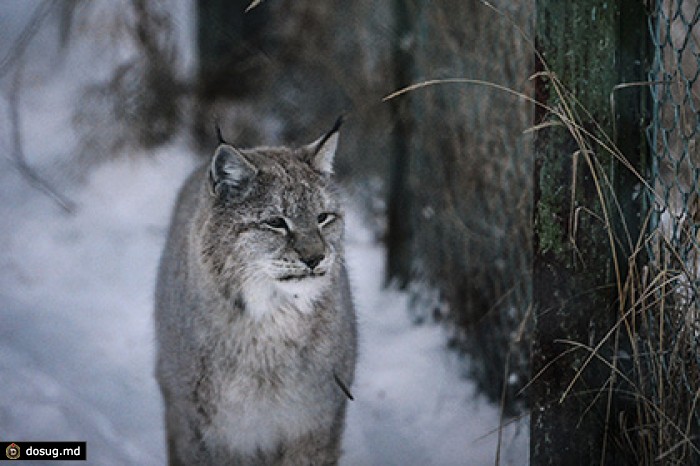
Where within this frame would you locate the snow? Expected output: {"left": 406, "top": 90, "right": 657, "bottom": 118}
{"left": 0, "top": 152, "right": 527, "bottom": 465}
{"left": 0, "top": 4, "right": 527, "bottom": 465}
{"left": 343, "top": 216, "right": 528, "bottom": 466}
{"left": 0, "top": 146, "right": 195, "bottom": 465}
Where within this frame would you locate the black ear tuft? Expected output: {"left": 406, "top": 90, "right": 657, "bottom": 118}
{"left": 313, "top": 115, "right": 344, "bottom": 156}
{"left": 214, "top": 120, "right": 227, "bottom": 145}
{"left": 303, "top": 116, "right": 343, "bottom": 174}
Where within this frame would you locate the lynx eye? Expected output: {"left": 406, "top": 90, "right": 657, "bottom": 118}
{"left": 263, "top": 217, "right": 288, "bottom": 232}
{"left": 317, "top": 213, "right": 336, "bottom": 227}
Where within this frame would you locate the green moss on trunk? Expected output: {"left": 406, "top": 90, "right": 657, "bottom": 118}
{"left": 531, "top": 1, "right": 649, "bottom": 465}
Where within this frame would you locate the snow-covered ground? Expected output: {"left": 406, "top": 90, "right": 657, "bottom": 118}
{"left": 0, "top": 4, "right": 527, "bottom": 465}
{"left": 0, "top": 143, "right": 527, "bottom": 465}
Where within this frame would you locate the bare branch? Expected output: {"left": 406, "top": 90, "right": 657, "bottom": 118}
{"left": 245, "top": 0, "right": 265, "bottom": 13}
{"left": 8, "top": 60, "right": 75, "bottom": 214}
{"left": 0, "top": 0, "right": 59, "bottom": 80}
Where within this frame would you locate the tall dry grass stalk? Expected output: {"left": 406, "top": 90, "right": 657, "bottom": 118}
{"left": 535, "top": 12, "right": 700, "bottom": 462}
{"left": 387, "top": 1, "right": 700, "bottom": 462}
{"left": 530, "top": 8, "right": 700, "bottom": 460}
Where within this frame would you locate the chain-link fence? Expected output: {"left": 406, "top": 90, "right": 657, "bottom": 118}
{"left": 387, "top": 0, "right": 534, "bottom": 414}
{"left": 640, "top": 0, "right": 700, "bottom": 462}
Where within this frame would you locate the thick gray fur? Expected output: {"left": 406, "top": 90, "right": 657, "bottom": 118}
{"left": 155, "top": 127, "right": 357, "bottom": 465}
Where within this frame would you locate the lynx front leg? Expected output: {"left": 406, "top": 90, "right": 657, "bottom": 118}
{"left": 278, "top": 406, "right": 347, "bottom": 466}
{"left": 277, "top": 432, "right": 340, "bottom": 466}
{"left": 164, "top": 405, "right": 211, "bottom": 466}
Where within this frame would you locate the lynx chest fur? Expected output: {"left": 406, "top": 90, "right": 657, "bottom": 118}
{"left": 155, "top": 121, "right": 357, "bottom": 466}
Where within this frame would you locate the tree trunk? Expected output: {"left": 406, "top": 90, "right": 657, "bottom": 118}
{"left": 193, "top": 0, "right": 269, "bottom": 147}
{"left": 196, "top": 0, "right": 268, "bottom": 101}
{"left": 531, "top": 1, "right": 649, "bottom": 464}
{"left": 386, "top": 0, "right": 416, "bottom": 287}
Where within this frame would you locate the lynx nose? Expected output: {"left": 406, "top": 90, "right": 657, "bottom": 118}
{"left": 302, "top": 254, "right": 324, "bottom": 270}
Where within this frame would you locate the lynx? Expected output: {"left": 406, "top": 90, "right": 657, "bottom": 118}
{"left": 154, "top": 119, "right": 357, "bottom": 465}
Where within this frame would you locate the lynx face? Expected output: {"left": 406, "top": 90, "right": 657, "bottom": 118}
{"left": 199, "top": 129, "right": 344, "bottom": 319}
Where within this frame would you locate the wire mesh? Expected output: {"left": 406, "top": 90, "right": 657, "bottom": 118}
{"left": 643, "top": 0, "right": 700, "bottom": 461}
{"left": 400, "top": 0, "right": 534, "bottom": 413}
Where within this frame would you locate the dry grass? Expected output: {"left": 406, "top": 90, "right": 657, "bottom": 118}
{"left": 532, "top": 8, "right": 700, "bottom": 463}
{"left": 385, "top": 1, "right": 700, "bottom": 463}
{"left": 530, "top": 14, "right": 700, "bottom": 463}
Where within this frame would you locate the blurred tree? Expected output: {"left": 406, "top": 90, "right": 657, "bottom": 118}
{"left": 194, "top": 0, "right": 269, "bottom": 146}
{"left": 386, "top": 0, "right": 417, "bottom": 287}
{"left": 383, "top": 0, "right": 533, "bottom": 414}
{"left": 189, "top": 0, "right": 394, "bottom": 187}
{"left": 196, "top": 0, "right": 268, "bottom": 101}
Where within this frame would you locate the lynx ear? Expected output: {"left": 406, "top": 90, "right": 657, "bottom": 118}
{"left": 209, "top": 144, "right": 257, "bottom": 198}
{"left": 304, "top": 116, "right": 342, "bottom": 175}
